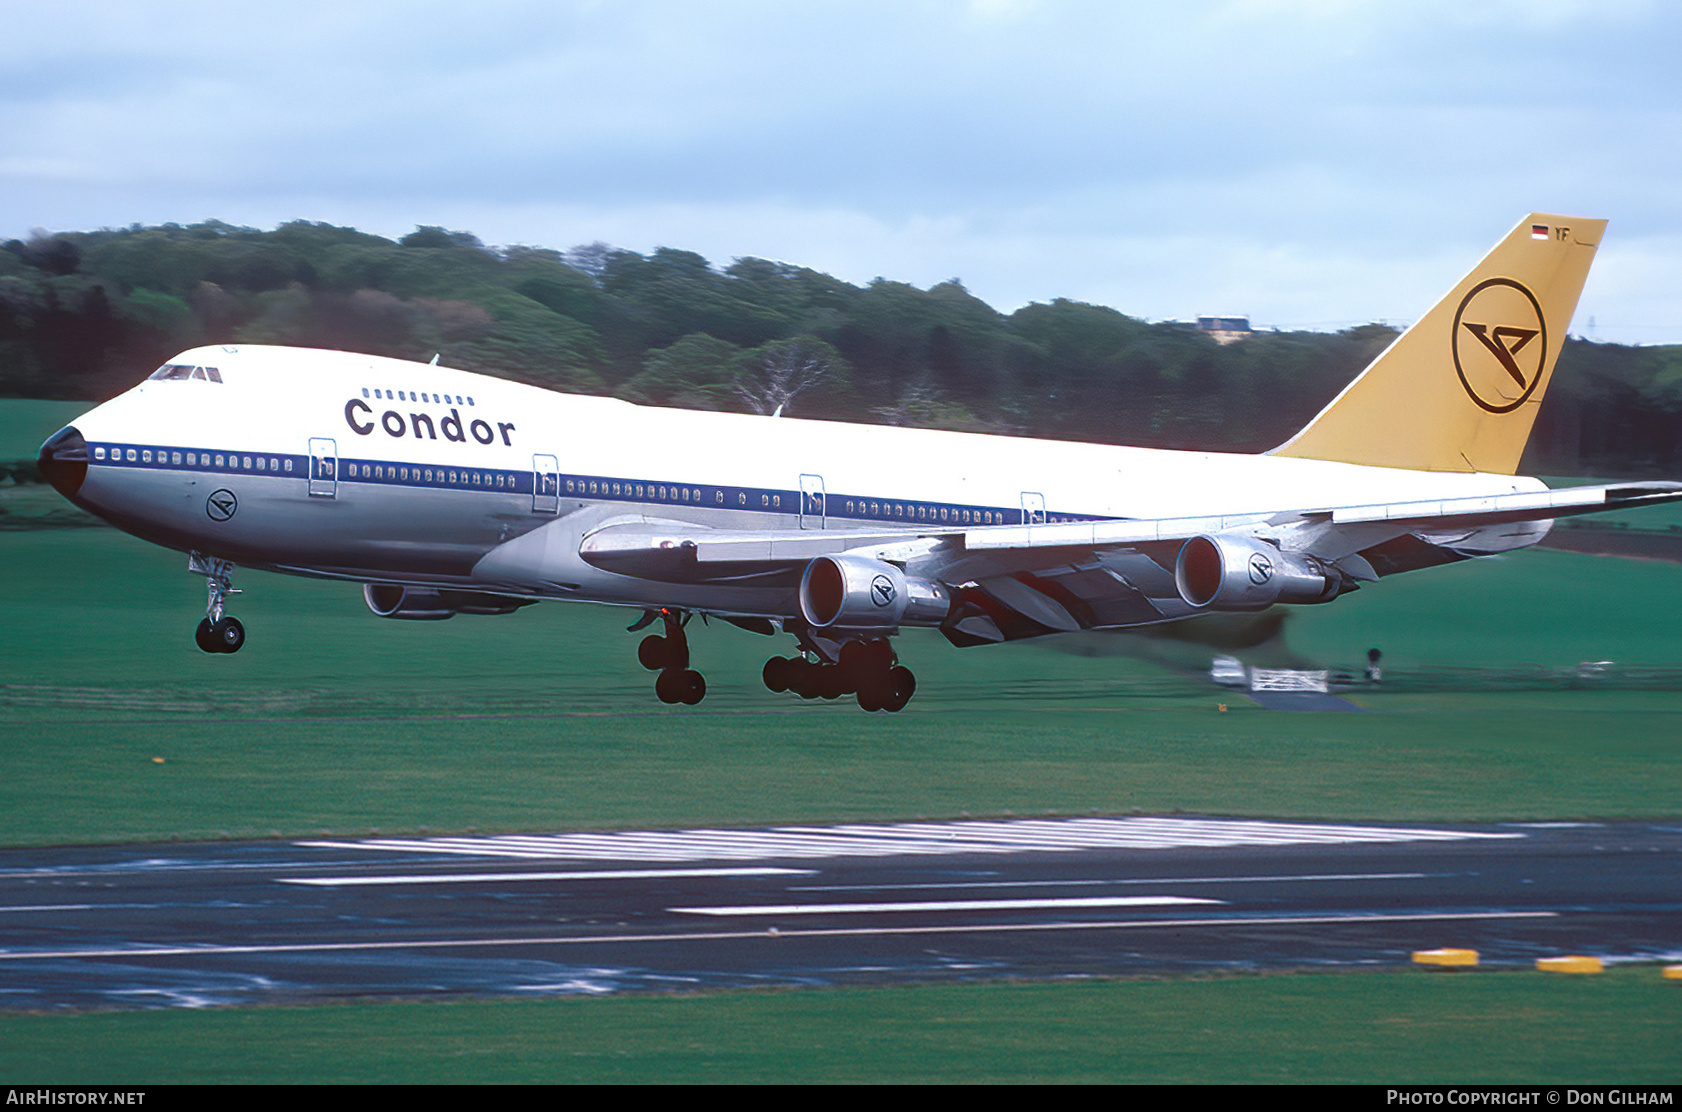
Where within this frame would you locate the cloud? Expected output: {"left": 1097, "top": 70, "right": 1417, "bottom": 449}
{"left": 2, "top": 1, "right": 1678, "bottom": 340}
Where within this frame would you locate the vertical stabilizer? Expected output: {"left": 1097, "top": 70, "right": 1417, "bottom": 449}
{"left": 1272, "top": 213, "right": 1604, "bottom": 474}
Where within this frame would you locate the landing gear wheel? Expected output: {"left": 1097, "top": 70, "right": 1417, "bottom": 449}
{"left": 762, "top": 656, "right": 791, "bottom": 692}
{"left": 656, "top": 667, "right": 706, "bottom": 705}
{"left": 638, "top": 635, "right": 670, "bottom": 671}
{"left": 212, "top": 616, "right": 245, "bottom": 654}
{"left": 195, "top": 618, "right": 220, "bottom": 654}
{"left": 855, "top": 683, "right": 884, "bottom": 712}
{"left": 883, "top": 666, "right": 915, "bottom": 712}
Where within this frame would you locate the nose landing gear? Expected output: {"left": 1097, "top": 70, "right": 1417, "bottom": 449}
{"left": 190, "top": 553, "right": 245, "bottom": 654}
{"left": 634, "top": 609, "right": 706, "bottom": 705}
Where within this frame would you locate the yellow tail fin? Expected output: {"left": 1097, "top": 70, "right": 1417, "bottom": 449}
{"left": 1272, "top": 213, "right": 1604, "bottom": 474}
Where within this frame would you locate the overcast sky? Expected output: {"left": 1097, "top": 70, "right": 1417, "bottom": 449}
{"left": 4, "top": 0, "right": 1678, "bottom": 342}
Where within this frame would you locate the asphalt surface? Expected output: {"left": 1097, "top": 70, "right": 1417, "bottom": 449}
{"left": 0, "top": 815, "right": 1677, "bottom": 1009}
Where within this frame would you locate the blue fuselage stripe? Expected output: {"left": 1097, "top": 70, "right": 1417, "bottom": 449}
{"left": 87, "top": 441, "right": 1112, "bottom": 527}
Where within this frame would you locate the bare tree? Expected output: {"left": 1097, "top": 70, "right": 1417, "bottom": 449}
{"left": 734, "top": 338, "right": 840, "bottom": 416}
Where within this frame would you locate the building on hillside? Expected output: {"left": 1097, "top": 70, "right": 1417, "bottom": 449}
{"left": 1196, "top": 316, "right": 1253, "bottom": 345}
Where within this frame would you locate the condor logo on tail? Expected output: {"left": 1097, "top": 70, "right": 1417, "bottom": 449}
{"left": 1452, "top": 277, "right": 1547, "bottom": 414}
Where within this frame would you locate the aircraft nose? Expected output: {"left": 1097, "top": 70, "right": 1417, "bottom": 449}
{"left": 37, "top": 425, "right": 88, "bottom": 499}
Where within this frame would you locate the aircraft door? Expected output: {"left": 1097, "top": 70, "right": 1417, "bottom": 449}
{"left": 799, "top": 474, "right": 825, "bottom": 530}
{"left": 308, "top": 438, "right": 337, "bottom": 498}
{"left": 532, "top": 454, "right": 559, "bottom": 514}
{"left": 1021, "top": 491, "right": 1046, "bottom": 525}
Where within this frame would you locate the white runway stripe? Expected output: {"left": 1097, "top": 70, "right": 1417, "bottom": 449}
{"left": 672, "top": 895, "right": 1222, "bottom": 916}
{"left": 301, "top": 816, "right": 1518, "bottom": 864}
{"left": 282, "top": 867, "right": 809, "bottom": 887}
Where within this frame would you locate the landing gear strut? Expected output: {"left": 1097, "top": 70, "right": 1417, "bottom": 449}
{"left": 635, "top": 609, "right": 706, "bottom": 705}
{"left": 762, "top": 637, "right": 916, "bottom": 712}
{"left": 189, "top": 552, "right": 245, "bottom": 654}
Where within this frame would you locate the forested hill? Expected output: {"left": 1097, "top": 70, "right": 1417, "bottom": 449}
{"left": 4, "top": 220, "right": 1679, "bottom": 476}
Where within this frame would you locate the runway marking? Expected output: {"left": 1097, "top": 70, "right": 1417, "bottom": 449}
{"left": 790, "top": 873, "right": 1432, "bottom": 892}
{"left": 0, "top": 910, "right": 1557, "bottom": 962}
{"left": 300, "top": 817, "right": 1518, "bottom": 863}
{"left": 671, "top": 895, "right": 1223, "bottom": 916}
{"left": 281, "top": 866, "right": 812, "bottom": 887}
{"left": 0, "top": 904, "right": 97, "bottom": 913}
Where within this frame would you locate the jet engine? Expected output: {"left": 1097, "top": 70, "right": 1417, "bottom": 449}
{"left": 799, "top": 554, "right": 951, "bottom": 632}
{"left": 362, "top": 584, "right": 532, "bottom": 621}
{"left": 1174, "top": 534, "right": 1339, "bottom": 611}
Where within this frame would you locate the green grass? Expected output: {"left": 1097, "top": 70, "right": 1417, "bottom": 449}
{"left": 2, "top": 531, "right": 1681, "bottom": 844}
{"left": 1, "top": 968, "right": 1676, "bottom": 1083}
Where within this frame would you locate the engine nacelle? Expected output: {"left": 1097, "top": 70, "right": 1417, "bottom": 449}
{"left": 363, "top": 584, "right": 531, "bottom": 621}
{"left": 799, "top": 554, "right": 951, "bottom": 632}
{"left": 1174, "top": 534, "right": 1339, "bottom": 611}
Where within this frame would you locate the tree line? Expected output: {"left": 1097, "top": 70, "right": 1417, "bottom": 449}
{"left": 3, "top": 219, "right": 1679, "bottom": 475}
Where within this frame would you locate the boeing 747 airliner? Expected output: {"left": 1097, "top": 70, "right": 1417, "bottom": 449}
{"left": 36, "top": 214, "right": 1682, "bottom": 710}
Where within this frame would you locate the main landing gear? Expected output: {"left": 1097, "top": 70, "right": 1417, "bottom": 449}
{"left": 627, "top": 613, "right": 916, "bottom": 712}
{"left": 190, "top": 553, "right": 245, "bottom": 654}
{"left": 762, "top": 638, "right": 916, "bottom": 713}
{"left": 635, "top": 609, "right": 706, "bottom": 705}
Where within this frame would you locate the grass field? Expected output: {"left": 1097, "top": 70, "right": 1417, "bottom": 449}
{"left": 1, "top": 398, "right": 1678, "bottom": 1083}
{"left": 3, "top": 527, "right": 1680, "bottom": 844}
{"left": 2, "top": 968, "right": 1678, "bottom": 1084}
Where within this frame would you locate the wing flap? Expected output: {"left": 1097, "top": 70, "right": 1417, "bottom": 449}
{"left": 1327, "top": 482, "right": 1682, "bottom": 528}
{"left": 959, "top": 482, "right": 1682, "bottom": 553}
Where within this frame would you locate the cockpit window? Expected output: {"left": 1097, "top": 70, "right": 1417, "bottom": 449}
{"left": 147, "top": 364, "right": 222, "bottom": 383}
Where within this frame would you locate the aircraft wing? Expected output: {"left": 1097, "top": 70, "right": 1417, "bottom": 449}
{"left": 575, "top": 480, "right": 1682, "bottom": 644}
{"left": 583, "top": 481, "right": 1682, "bottom": 574}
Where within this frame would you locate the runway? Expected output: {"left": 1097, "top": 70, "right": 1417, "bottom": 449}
{"left": 0, "top": 815, "right": 1677, "bottom": 1009}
